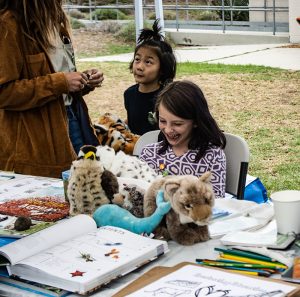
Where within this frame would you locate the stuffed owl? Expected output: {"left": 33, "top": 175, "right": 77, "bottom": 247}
{"left": 67, "top": 145, "right": 119, "bottom": 216}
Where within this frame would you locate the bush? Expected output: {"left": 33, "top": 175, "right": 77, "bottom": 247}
{"left": 92, "top": 8, "right": 127, "bottom": 20}
{"left": 115, "top": 21, "right": 136, "bottom": 43}
{"left": 68, "top": 9, "right": 86, "bottom": 19}
{"left": 70, "top": 18, "right": 86, "bottom": 29}
{"left": 193, "top": 10, "right": 219, "bottom": 21}
{"left": 211, "top": 0, "right": 249, "bottom": 21}
{"left": 97, "top": 21, "right": 122, "bottom": 33}
{"left": 147, "top": 10, "right": 177, "bottom": 21}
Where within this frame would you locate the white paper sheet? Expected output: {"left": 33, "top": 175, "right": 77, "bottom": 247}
{"left": 128, "top": 264, "right": 296, "bottom": 297}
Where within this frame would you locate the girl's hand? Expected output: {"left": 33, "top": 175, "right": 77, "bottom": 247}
{"left": 82, "top": 69, "right": 104, "bottom": 88}
{"left": 64, "top": 72, "right": 88, "bottom": 92}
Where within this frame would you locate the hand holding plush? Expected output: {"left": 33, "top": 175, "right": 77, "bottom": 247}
{"left": 93, "top": 190, "right": 170, "bottom": 234}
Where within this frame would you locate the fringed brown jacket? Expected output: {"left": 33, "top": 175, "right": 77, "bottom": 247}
{"left": 0, "top": 11, "right": 96, "bottom": 178}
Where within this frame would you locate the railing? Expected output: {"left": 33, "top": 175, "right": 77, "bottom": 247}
{"left": 63, "top": 1, "right": 289, "bottom": 35}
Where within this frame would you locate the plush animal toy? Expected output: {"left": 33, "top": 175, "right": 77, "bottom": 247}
{"left": 67, "top": 145, "right": 119, "bottom": 216}
{"left": 96, "top": 145, "right": 158, "bottom": 183}
{"left": 144, "top": 172, "right": 215, "bottom": 245}
{"left": 93, "top": 190, "right": 171, "bottom": 235}
{"left": 112, "top": 183, "right": 145, "bottom": 218}
{"left": 94, "top": 112, "right": 140, "bottom": 155}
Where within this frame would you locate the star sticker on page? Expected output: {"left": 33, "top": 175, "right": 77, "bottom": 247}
{"left": 70, "top": 270, "right": 86, "bottom": 277}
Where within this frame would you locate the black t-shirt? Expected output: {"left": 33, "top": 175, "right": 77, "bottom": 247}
{"left": 124, "top": 84, "right": 161, "bottom": 135}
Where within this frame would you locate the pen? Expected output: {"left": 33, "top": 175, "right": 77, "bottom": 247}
{"left": 219, "top": 254, "right": 287, "bottom": 269}
{"left": 214, "top": 247, "right": 277, "bottom": 262}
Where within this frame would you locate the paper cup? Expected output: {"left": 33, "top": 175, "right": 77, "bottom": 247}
{"left": 271, "top": 190, "right": 300, "bottom": 235}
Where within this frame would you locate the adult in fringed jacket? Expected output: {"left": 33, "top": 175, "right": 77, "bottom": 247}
{"left": 0, "top": 1, "right": 102, "bottom": 178}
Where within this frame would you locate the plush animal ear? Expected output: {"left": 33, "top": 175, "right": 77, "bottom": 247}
{"left": 94, "top": 123, "right": 108, "bottom": 135}
{"left": 164, "top": 181, "right": 181, "bottom": 196}
{"left": 199, "top": 171, "right": 211, "bottom": 183}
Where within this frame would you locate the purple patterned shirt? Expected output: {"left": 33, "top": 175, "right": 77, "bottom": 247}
{"left": 140, "top": 142, "right": 226, "bottom": 198}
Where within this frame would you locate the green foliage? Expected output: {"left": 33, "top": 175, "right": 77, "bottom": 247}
{"left": 106, "top": 44, "right": 134, "bottom": 55}
{"left": 147, "top": 10, "right": 177, "bottom": 21}
{"left": 211, "top": 0, "right": 249, "bottom": 21}
{"left": 92, "top": 8, "right": 127, "bottom": 20}
{"left": 114, "top": 21, "right": 136, "bottom": 43}
{"left": 192, "top": 10, "right": 219, "bottom": 21}
{"left": 68, "top": 9, "right": 86, "bottom": 19}
{"left": 70, "top": 18, "right": 85, "bottom": 29}
{"left": 177, "top": 62, "right": 282, "bottom": 75}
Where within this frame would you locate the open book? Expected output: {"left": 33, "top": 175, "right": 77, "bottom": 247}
{"left": 0, "top": 214, "right": 168, "bottom": 295}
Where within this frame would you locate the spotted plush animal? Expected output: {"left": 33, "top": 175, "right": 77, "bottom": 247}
{"left": 94, "top": 113, "right": 140, "bottom": 155}
{"left": 67, "top": 145, "right": 119, "bottom": 216}
{"left": 96, "top": 145, "right": 158, "bottom": 184}
{"left": 112, "top": 183, "right": 145, "bottom": 218}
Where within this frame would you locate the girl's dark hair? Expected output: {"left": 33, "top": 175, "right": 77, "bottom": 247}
{"left": 0, "top": 0, "right": 69, "bottom": 50}
{"left": 155, "top": 80, "right": 226, "bottom": 161}
{"left": 129, "top": 19, "right": 176, "bottom": 85}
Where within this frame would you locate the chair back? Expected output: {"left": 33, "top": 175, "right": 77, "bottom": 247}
{"left": 224, "top": 132, "right": 250, "bottom": 199}
{"left": 133, "top": 130, "right": 160, "bottom": 156}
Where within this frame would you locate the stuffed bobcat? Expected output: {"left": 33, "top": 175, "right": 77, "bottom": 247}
{"left": 94, "top": 113, "right": 140, "bottom": 155}
{"left": 144, "top": 172, "right": 215, "bottom": 245}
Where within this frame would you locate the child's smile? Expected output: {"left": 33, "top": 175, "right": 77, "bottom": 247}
{"left": 158, "top": 103, "right": 194, "bottom": 156}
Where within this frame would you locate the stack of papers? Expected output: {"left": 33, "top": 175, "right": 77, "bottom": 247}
{"left": 209, "top": 198, "right": 275, "bottom": 245}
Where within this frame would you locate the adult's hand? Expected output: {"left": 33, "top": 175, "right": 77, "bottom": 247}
{"left": 82, "top": 69, "right": 104, "bottom": 88}
{"left": 64, "top": 72, "right": 87, "bottom": 92}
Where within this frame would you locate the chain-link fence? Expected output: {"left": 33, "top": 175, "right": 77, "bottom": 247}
{"left": 63, "top": 0, "right": 289, "bottom": 34}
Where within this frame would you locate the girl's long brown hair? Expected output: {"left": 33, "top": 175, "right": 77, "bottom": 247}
{"left": 0, "top": 0, "right": 69, "bottom": 49}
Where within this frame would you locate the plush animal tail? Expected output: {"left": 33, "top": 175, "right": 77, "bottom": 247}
{"left": 93, "top": 191, "right": 170, "bottom": 235}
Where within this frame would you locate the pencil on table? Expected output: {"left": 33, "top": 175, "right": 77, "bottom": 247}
{"left": 214, "top": 247, "right": 277, "bottom": 262}
{"left": 219, "top": 254, "right": 287, "bottom": 269}
{"left": 197, "top": 259, "right": 282, "bottom": 270}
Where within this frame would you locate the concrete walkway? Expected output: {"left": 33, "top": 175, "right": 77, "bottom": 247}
{"left": 78, "top": 43, "right": 300, "bottom": 71}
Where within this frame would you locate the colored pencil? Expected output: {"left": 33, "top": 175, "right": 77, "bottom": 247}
{"left": 214, "top": 247, "right": 277, "bottom": 262}
{"left": 221, "top": 266, "right": 271, "bottom": 277}
{"left": 219, "top": 254, "right": 287, "bottom": 269}
{"left": 223, "top": 269, "right": 261, "bottom": 276}
{"left": 196, "top": 259, "right": 281, "bottom": 270}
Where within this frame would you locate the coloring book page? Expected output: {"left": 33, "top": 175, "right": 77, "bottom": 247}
{"left": 128, "top": 264, "right": 296, "bottom": 297}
